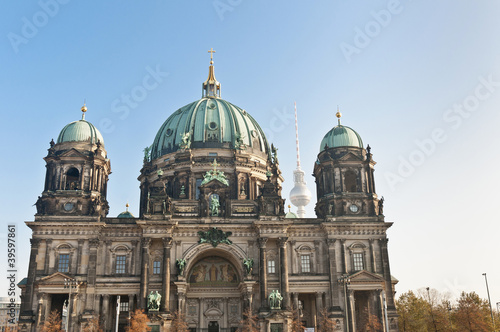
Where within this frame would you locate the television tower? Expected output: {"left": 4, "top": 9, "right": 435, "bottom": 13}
{"left": 289, "top": 102, "right": 311, "bottom": 218}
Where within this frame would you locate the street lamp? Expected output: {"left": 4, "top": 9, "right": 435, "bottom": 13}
{"left": 482, "top": 273, "right": 496, "bottom": 331}
{"left": 445, "top": 300, "right": 454, "bottom": 332}
{"left": 64, "top": 279, "right": 79, "bottom": 332}
{"left": 426, "top": 287, "right": 438, "bottom": 332}
{"left": 338, "top": 275, "right": 351, "bottom": 332}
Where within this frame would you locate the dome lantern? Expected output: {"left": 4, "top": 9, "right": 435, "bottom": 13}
{"left": 202, "top": 48, "right": 221, "bottom": 98}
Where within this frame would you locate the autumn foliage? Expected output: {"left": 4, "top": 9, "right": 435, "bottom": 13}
{"left": 170, "top": 310, "right": 189, "bottom": 332}
{"left": 238, "top": 307, "right": 259, "bottom": 332}
{"left": 396, "top": 289, "right": 496, "bottom": 332}
{"left": 40, "top": 310, "right": 62, "bottom": 332}
{"left": 126, "top": 309, "right": 151, "bottom": 332}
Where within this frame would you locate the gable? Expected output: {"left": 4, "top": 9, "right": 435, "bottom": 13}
{"left": 349, "top": 270, "right": 385, "bottom": 283}
{"left": 38, "top": 272, "right": 74, "bottom": 285}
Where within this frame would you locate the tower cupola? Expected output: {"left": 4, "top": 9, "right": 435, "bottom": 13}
{"left": 313, "top": 108, "right": 382, "bottom": 220}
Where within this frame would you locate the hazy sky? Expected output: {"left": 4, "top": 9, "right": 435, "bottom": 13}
{"left": 1, "top": 1, "right": 499, "bottom": 304}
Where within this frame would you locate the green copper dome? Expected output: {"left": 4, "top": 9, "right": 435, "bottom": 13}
{"left": 117, "top": 210, "right": 135, "bottom": 218}
{"left": 320, "top": 125, "right": 363, "bottom": 151}
{"left": 151, "top": 97, "right": 270, "bottom": 160}
{"left": 57, "top": 106, "right": 104, "bottom": 145}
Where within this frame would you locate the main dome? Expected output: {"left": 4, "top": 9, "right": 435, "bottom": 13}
{"left": 150, "top": 97, "right": 270, "bottom": 160}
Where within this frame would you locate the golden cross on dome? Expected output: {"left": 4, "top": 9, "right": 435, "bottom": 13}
{"left": 208, "top": 48, "right": 216, "bottom": 64}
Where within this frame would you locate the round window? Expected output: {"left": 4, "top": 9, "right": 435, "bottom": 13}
{"left": 166, "top": 128, "right": 173, "bottom": 137}
{"left": 208, "top": 122, "right": 218, "bottom": 130}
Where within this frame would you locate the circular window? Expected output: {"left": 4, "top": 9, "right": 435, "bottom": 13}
{"left": 251, "top": 130, "right": 258, "bottom": 138}
{"left": 166, "top": 128, "right": 173, "bottom": 137}
{"left": 208, "top": 122, "right": 218, "bottom": 130}
{"left": 64, "top": 202, "right": 74, "bottom": 211}
{"left": 209, "top": 102, "right": 216, "bottom": 109}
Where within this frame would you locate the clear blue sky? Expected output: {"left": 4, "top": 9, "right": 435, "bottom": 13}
{"left": 1, "top": 0, "right": 499, "bottom": 304}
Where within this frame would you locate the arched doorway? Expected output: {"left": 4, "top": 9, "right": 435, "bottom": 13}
{"left": 185, "top": 255, "right": 243, "bottom": 332}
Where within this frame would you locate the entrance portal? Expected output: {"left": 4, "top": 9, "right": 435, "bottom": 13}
{"left": 208, "top": 321, "right": 219, "bottom": 332}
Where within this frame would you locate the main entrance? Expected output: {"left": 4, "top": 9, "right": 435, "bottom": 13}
{"left": 184, "top": 255, "right": 244, "bottom": 331}
{"left": 208, "top": 321, "right": 219, "bottom": 332}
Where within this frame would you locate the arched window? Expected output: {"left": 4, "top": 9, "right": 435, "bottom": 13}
{"left": 65, "top": 167, "right": 80, "bottom": 190}
{"left": 344, "top": 170, "right": 357, "bottom": 192}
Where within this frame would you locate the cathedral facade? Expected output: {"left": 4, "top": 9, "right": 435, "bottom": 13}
{"left": 18, "top": 55, "right": 399, "bottom": 332}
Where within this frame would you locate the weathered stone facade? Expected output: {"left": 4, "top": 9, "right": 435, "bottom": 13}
{"left": 18, "top": 62, "right": 398, "bottom": 332}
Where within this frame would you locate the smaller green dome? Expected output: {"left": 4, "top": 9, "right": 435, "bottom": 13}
{"left": 117, "top": 211, "right": 135, "bottom": 218}
{"left": 320, "top": 125, "right": 363, "bottom": 151}
{"left": 57, "top": 119, "right": 104, "bottom": 145}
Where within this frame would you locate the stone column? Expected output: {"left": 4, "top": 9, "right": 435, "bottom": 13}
{"left": 291, "top": 292, "right": 299, "bottom": 311}
{"left": 372, "top": 238, "right": 381, "bottom": 273}
{"left": 102, "top": 294, "right": 110, "bottom": 331}
{"left": 129, "top": 294, "right": 136, "bottom": 312}
{"left": 130, "top": 240, "right": 138, "bottom": 275}
{"left": 341, "top": 239, "right": 348, "bottom": 273}
{"left": 369, "top": 239, "right": 376, "bottom": 273}
{"left": 349, "top": 290, "right": 356, "bottom": 332}
{"left": 44, "top": 239, "right": 52, "bottom": 274}
{"left": 139, "top": 238, "right": 151, "bottom": 308}
{"left": 76, "top": 239, "right": 84, "bottom": 275}
{"left": 289, "top": 240, "right": 297, "bottom": 274}
{"left": 258, "top": 237, "right": 268, "bottom": 309}
{"left": 36, "top": 293, "right": 46, "bottom": 327}
{"left": 278, "top": 237, "right": 290, "bottom": 309}
{"left": 314, "top": 240, "right": 321, "bottom": 274}
{"left": 315, "top": 292, "right": 323, "bottom": 313}
{"left": 161, "top": 237, "right": 172, "bottom": 312}
{"left": 22, "top": 238, "right": 41, "bottom": 312}
{"left": 379, "top": 238, "right": 396, "bottom": 308}
{"left": 326, "top": 239, "right": 339, "bottom": 309}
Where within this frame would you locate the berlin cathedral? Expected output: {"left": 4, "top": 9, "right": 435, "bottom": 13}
{"left": 18, "top": 51, "right": 399, "bottom": 332}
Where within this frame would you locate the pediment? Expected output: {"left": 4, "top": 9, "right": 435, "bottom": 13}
{"left": 349, "top": 270, "right": 385, "bottom": 283}
{"left": 60, "top": 148, "right": 87, "bottom": 158}
{"left": 200, "top": 178, "right": 228, "bottom": 189}
{"left": 38, "top": 272, "right": 74, "bottom": 285}
{"left": 338, "top": 152, "right": 363, "bottom": 162}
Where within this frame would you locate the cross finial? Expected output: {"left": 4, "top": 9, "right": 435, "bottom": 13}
{"left": 212, "top": 159, "right": 219, "bottom": 172}
{"left": 208, "top": 48, "right": 216, "bottom": 64}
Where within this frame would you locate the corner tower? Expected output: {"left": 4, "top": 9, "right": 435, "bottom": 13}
{"left": 36, "top": 104, "right": 111, "bottom": 218}
{"left": 313, "top": 110, "right": 381, "bottom": 219}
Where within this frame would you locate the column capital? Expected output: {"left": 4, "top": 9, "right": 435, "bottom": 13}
{"left": 258, "top": 237, "right": 268, "bottom": 248}
{"left": 45, "top": 238, "right": 53, "bottom": 245}
{"left": 89, "top": 238, "right": 100, "bottom": 248}
{"left": 78, "top": 239, "right": 85, "bottom": 245}
{"left": 30, "top": 238, "right": 42, "bottom": 247}
{"left": 278, "top": 237, "right": 288, "bottom": 248}
{"left": 141, "top": 237, "right": 152, "bottom": 248}
{"left": 162, "top": 237, "right": 173, "bottom": 248}
{"left": 327, "top": 238, "right": 336, "bottom": 247}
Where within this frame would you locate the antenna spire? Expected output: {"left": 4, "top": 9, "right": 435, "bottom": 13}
{"left": 294, "top": 101, "right": 301, "bottom": 169}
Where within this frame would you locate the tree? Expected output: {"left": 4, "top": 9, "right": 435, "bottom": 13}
{"left": 396, "top": 291, "right": 428, "bottom": 332}
{"left": 454, "top": 292, "right": 492, "bottom": 332}
{"left": 81, "top": 316, "right": 103, "bottom": 332}
{"left": 317, "top": 308, "right": 335, "bottom": 332}
{"left": 289, "top": 308, "right": 305, "bottom": 332}
{"left": 364, "top": 314, "right": 383, "bottom": 332}
{"left": 40, "top": 310, "right": 62, "bottom": 332}
{"left": 170, "top": 310, "right": 189, "bottom": 332}
{"left": 126, "top": 309, "right": 151, "bottom": 332}
{"left": 238, "top": 307, "right": 259, "bottom": 332}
